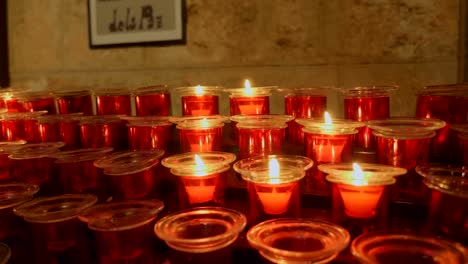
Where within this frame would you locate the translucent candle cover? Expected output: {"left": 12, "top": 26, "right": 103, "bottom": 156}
{"left": 14, "top": 194, "right": 98, "bottom": 264}
{"left": 124, "top": 116, "right": 173, "bottom": 151}
{"left": 175, "top": 86, "right": 221, "bottom": 116}
{"left": 51, "top": 148, "right": 113, "bottom": 201}
{"left": 416, "top": 84, "right": 468, "bottom": 163}
{"left": 171, "top": 115, "right": 227, "bottom": 153}
{"left": 133, "top": 85, "right": 171, "bottom": 116}
{"left": 342, "top": 86, "right": 396, "bottom": 149}
{"left": 320, "top": 163, "right": 406, "bottom": 237}
{"left": 368, "top": 118, "right": 445, "bottom": 203}
{"left": 94, "top": 149, "right": 165, "bottom": 201}
{"left": 154, "top": 207, "right": 246, "bottom": 264}
{"left": 351, "top": 232, "right": 468, "bottom": 264}
{"left": 79, "top": 200, "right": 164, "bottom": 264}
{"left": 37, "top": 114, "right": 82, "bottom": 149}
{"left": 0, "top": 111, "right": 47, "bottom": 142}
{"left": 234, "top": 155, "right": 313, "bottom": 225}
{"left": 231, "top": 115, "right": 293, "bottom": 159}
{"left": 0, "top": 140, "right": 26, "bottom": 180}
{"left": 296, "top": 117, "right": 363, "bottom": 195}
{"left": 79, "top": 115, "right": 128, "bottom": 150}
{"left": 0, "top": 183, "right": 39, "bottom": 264}
{"left": 94, "top": 88, "right": 132, "bottom": 116}
{"left": 19, "top": 92, "right": 57, "bottom": 115}
{"left": 162, "top": 152, "right": 236, "bottom": 209}
{"left": 247, "top": 218, "right": 350, "bottom": 264}
{"left": 416, "top": 165, "right": 468, "bottom": 244}
{"left": 53, "top": 90, "right": 94, "bottom": 115}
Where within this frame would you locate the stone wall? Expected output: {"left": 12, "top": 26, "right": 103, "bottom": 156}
{"left": 7, "top": 0, "right": 460, "bottom": 116}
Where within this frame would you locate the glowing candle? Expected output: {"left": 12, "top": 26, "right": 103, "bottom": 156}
{"left": 183, "top": 154, "right": 216, "bottom": 203}
{"left": 226, "top": 80, "right": 273, "bottom": 116}
{"left": 177, "top": 85, "right": 220, "bottom": 116}
{"left": 256, "top": 159, "right": 292, "bottom": 215}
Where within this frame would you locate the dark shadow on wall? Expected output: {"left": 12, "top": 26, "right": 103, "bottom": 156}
{"left": 0, "top": 0, "right": 9, "bottom": 87}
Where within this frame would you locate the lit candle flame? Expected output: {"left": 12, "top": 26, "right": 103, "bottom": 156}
{"left": 269, "top": 158, "right": 281, "bottom": 184}
{"left": 194, "top": 154, "right": 206, "bottom": 171}
{"left": 195, "top": 85, "right": 204, "bottom": 95}
{"left": 200, "top": 118, "right": 210, "bottom": 128}
{"left": 244, "top": 79, "right": 254, "bottom": 96}
{"left": 324, "top": 111, "right": 332, "bottom": 124}
{"left": 351, "top": 163, "right": 367, "bottom": 186}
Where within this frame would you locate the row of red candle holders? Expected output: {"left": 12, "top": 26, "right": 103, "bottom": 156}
{"left": 0, "top": 152, "right": 466, "bottom": 264}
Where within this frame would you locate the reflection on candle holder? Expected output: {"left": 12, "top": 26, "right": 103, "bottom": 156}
{"left": 368, "top": 118, "right": 445, "bottom": 203}
{"left": 133, "top": 85, "right": 171, "bottom": 116}
{"left": 79, "top": 200, "right": 164, "bottom": 264}
{"left": 124, "top": 116, "right": 173, "bottom": 151}
{"left": 14, "top": 194, "right": 98, "bottom": 264}
{"left": 171, "top": 115, "right": 227, "bottom": 153}
{"left": 0, "top": 111, "right": 48, "bottom": 142}
{"left": 52, "top": 90, "right": 94, "bottom": 115}
{"left": 79, "top": 115, "right": 128, "bottom": 150}
{"left": 416, "top": 165, "right": 468, "bottom": 244}
{"left": 416, "top": 84, "right": 468, "bottom": 163}
{"left": 234, "top": 155, "right": 313, "bottom": 225}
{"left": 247, "top": 218, "right": 350, "bottom": 264}
{"left": 342, "top": 86, "right": 396, "bottom": 149}
{"left": 231, "top": 115, "right": 293, "bottom": 159}
{"left": 296, "top": 115, "right": 363, "bottom": 195}
{"left": 37, "top": 114, "right": 82, "bottom": 150}
{"left": 9, "top": 142, "right": 64, "bottom": 195}
{"left": 51, "top": 148, "right": 113, "bottom": 201}
{"left": 94, "top": 88, "right": 132, "bottom": 116}
{"left": 0, "top": 89, "right": 27, "bottom": 113}
{"left": 94, "top": 149, "right": 165, "bottom": 201}
{"left": 278, "top": 87, "right": 328, "bottom": 144}
{"left": 154, "top": 207, "right": 246, "bottom": 264}
{"left": 0, "top": 182, "right": 39, "bottom": 264}
{"left": 320, "top": 163, "right": 406, "bottom": 237}
{"left": 0, "top": 140, "right": 26, "bottom": 180}
{"left": 351, "top": 232, "right": 468, "bottom": 264}
{"left": 175, "top": 86, "right": 221, "bottom": 116}
{"left": 162, "top": 152, "right": 236, "bottom": 209}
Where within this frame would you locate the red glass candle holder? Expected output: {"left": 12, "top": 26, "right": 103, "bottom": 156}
{"left": 416, "top": 85, "right": 468, "bottom": 163}
{"left": 248, "top": 218, "right": 350, "bottom": 264}
{"left": 154, "top": 207, "right": 246, "bottom": 264}
{"left": 234, "top": 155, "right": 313, "bottom": 225}
{"left": 0, "top": 89, "right": 28, "bottom": 113}
{"left": 79, "top": 115, "right": 128, "bottom": 150}
{"left": 296, "top": 117, "right": 363, "bottom": 195}
{"left": 351, "top": 232, "right": 468, "bottom": 264}
{"left": 342, "top": 86, "right": 396, "bottom": 149}
{"left": 320, "top": 163, "right": 406, "bottom": 237}
{"left": 0, "top": 111, "right": 47, "bottom": 142}
{"left": 225, "top": 83, "right": 273, "bottom": 115}
{"left": 51, "top": 148, "right": 113, "bottom": 201}
{"left": 79, "top": 200, "right": 164, "bottom": 264}
{"left": 13, "top": 194, "right": 98, "bottom": 264}
{"left": 94, "top": 88, "right": 132, "bottom": 116}
{"left": 162, "top": 152, "right": 236, "bottom": 209}
{"left": 171, "top": 115, "right": 227, "bottom": 152}
{"left": 231, "top": 115, "right": 293, "bottom": 159}
{"left": 368, "top": 118, "right": 445, "bottom": 203}
{"left": 416, "top": 165, "right": 468, "bottom": 244}
{"left": 124, "top": 116, "right": 172, "bottom": 151}
{"left": 278, "top": 87, "right": 328, "bottom": 144}
{"left": 133, "top": 85, "right": 171, "bottom": 116}
{"left": 0, "top": 140, "right": 26, "bottom": 180}
{"left": 37, "top": 114, "right": 82, "bottom": 149}
{"left": 175, "top": 86, "right": 221, "bottom": 116}
{"left": 52, "top": 90, "right": 94, "bottom": 115}
{"left": 9, "top": 142, "right": 64, "bottom": 195}
{"left": 0, "top": 182, "right": 39, "bottom": 263}
{"left": 18, "top": 91, "right": 57, "bottom": 114}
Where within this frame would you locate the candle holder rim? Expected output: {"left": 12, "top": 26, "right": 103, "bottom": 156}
{"left": 0, "top": 140, "right": 27, "bottom": 154}
{"left": 0, "top": 110, "right": 48, "bottom": 120}
{"left": 451, "top": 123, "right": 468, "bottom": 134}
{"left": 171, "top": 115, "right": 229, "bottom": 129}
{"left": 36, "top": 113, "right": 84, "bottom": 123}
{"left": 368, "top": 117, "right": 445, "bottom": 138}
{"left": 247, "top": 218, "right": 350, "bottom": 263}
{"left": 78, "top": 115, "right": 126, "bottom": 125}
{"left": 79, "top": 199, "right": 164, "bottom": 231}
{"left": 0, "top": 182, "right": 39, "bottom": 209}
{"left": 103, "top": 159, "right": 159, "bottom": 176}
{"left": 224, "top": 86, "right": 276, "bottom": 96}
{"left": 154, "top": 206, "right": 246, "bottom": 253}
{"left": 94, "top": 149, "right": 165, "bottom": 169}
{"left": 92, "top": 88, "right": 131, "bottom": 96}
{"left": 351, "top": 231, "right": 468, "bottom": 264}
{"left": 170, "top": 164, "right": 231, "bottom": 177}
{"left": 162, "top": 152, "right": 236, "bottom": 176}
{"left": 131, "top": 84, "right": 169, "bottom": 95}
{"left": 276, "top": 86, "right": 337, "bottom": 95}
{"left": 8, "top": 142, "right": 64, "bottom": 159}
{"left": 416, "top": 164, "right": 468, "bottom": 198}
{"left": 418, "top": 84, "right": 468, "bottom": 96}
{"left": 0, "top": 243, "right": 10, "bottom": 264}
{"left": 231, "top": 114, "right": 293, "bottom": 123}
{"left": 340, "top": 85, "right": 398, "bottom": 96}
{"left": 122, "top": 115, "right": 172, "bottom": 126}
{"left": 319, "top": 163, "right": 406, "bottom": 185}
{"left": 173, "top": 85, "right": 224, "bottom": 95}
{"left": 51, "top": 89, "right": 92, "bottom": 98}
{"left": 52, "top": 147, "right": 114, "bottom": 163}
{"left": 14, "top": 194, "right": 98, "bottom": 223}
{"left": 11, "top": 90, "right": 54, "bottom": 101}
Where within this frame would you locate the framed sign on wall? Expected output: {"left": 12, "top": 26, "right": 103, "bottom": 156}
{"left": 88, "top": 0, "right": 185, "bottom": 47}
